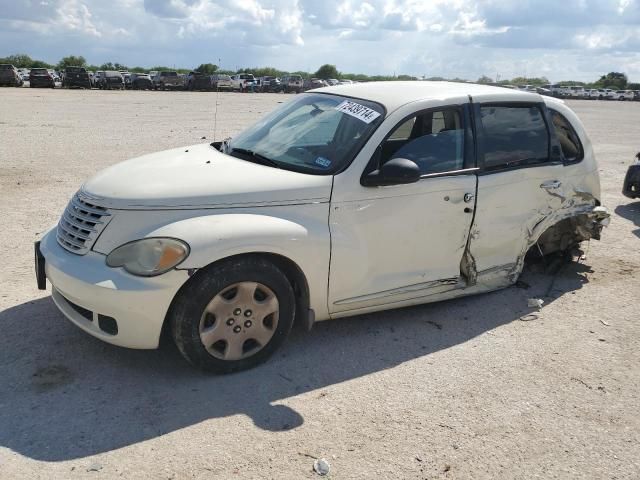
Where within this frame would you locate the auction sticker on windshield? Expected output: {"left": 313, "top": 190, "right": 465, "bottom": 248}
{"left": 335, "top": 100, "right": 381, "bottom": 124}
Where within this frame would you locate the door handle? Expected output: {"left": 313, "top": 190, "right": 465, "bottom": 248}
{"left": 540, "top": 180, "right": 562, "bottom": 189}
{"left": 464, "top": 193, "right": 475, "bottom": 203}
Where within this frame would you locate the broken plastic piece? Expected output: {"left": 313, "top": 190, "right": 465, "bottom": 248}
{"left": 527, "top": 298, "right": 544, "bottom": 309}
{"left": 313, "top": 458, "right": 331, "bottom": 476}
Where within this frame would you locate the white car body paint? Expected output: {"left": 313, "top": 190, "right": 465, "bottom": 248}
{"left": 39, "top": 82, "right": 609, "bottom": 350}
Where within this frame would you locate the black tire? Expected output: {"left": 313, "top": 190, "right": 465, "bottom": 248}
{"left": 170, "top": 257, "right": 296, "bottom": 373}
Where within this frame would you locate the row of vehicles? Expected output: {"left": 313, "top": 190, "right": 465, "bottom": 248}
{"left": 1, "top": 64, "right": 358, "bottom": 93}
{"left": 537, "top": 84, "right": 640, "bottom": 100}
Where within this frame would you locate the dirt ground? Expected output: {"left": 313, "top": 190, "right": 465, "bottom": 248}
{"left": 0, "top": 88, "right": 639, "bottom": 479}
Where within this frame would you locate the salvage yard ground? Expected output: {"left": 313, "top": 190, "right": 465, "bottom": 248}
{"left": 0, "top": 89, "right": 639, "bottom": 479}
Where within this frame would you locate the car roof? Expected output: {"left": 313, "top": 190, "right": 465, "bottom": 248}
{"left": 316, "top": 81, "right": 543, "bottom": 112}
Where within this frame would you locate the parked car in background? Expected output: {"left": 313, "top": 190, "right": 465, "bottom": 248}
{"left": 612, "top": 90, "right": 634, "bottom": 101}
{"left": 62, "top": 66, "right": 91, "bottom": 88}
{"left": 303, "top": 78, "right": 328, "bottom": 91}
{"left": 47, "top": 70, "right": 61, "bottom": 83}
{"left": 633, "top": 91, "right": 640, "bottom": 101}
{"left": 186, "top": 71, "right": 212, "bottom": 91}
{"left": 19, "top": 69, "right": 30, "bottom": 82}
{"left": 0, "top": 64, "right": 23, "bottom": 86}
{"left": 230, "top": 73, "right": 256, "bottom": 92}
{"left": 120, "top": 72, "right": 132, "bottom": 89}
{"left": 257, "top": 76, "right": 280, "bottom": 92}
{"left": 327, "top": 78, "right": 340, "bottom": 86}
{"left": 97, "top": 71, "right": 125, "bottom": 90}
{"left": 154, "top": 71, "right": 184, "bottom": 90}
{"left": 93, "top": 71, "right": 104, "bottom": 87}
{"left": 211, "top": 74, "right": 232, "bottom": 90}
{"left": 338, "top": 79, "right": 354, "bottom": 85}
{"left": 35, "top": 82, "right": 610, "bottom": 373}
{"left": 29, "top": 68, "right": 55, "bottom": 88}
{"left": 130, "top": 73, "right": 153, "bottom": 90}
{"left": 281, "top": 75, "right": 303, "bottom": 93}
{"left": 622, "top": 152, "right": 640, "bottom": 199}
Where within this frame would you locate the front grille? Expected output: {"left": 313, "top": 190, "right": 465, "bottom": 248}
{"left": 57, "top": 193, "right": 111, "bottom": 255}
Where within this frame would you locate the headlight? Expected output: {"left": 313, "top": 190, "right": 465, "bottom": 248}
{"left": 106, "top": 238, "right": 189, "bottom": 277}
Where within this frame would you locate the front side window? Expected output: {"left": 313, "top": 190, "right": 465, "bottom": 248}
{"left": 379, "top": 108, "right": 465, "bottom": 175}
{"left": 550, "top": 110, "right": 583, "bottom": 163}
{"left": 479, "top": 105, "right": 549, "bottom": 170}
{"left": 227, "top": 93, "right": 384, "bottom": 175}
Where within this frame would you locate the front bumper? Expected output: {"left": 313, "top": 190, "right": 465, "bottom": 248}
{"left": 38, "top": 229, "right": 189, "bottom": 349}
{"left": 623, "top": 164, "right": 640, "bottom": 199}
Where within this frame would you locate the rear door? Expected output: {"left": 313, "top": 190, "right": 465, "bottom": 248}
{"left": 466, "top": 95, "right": 565, "bottom": 282}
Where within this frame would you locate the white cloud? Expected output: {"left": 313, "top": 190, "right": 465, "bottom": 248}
{"left": 0, "top": 0, "right": 639, "bottom": 82}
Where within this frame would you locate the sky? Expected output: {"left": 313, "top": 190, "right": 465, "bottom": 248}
{"left": 1, "top": 0, "right": 639, "bottom": 82}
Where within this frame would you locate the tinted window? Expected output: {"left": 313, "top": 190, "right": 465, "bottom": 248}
{"left": 380, "top": 109, "right": 465, "bottom": 175}
{"left": 550, "top": 110, "right": 583, "bottom": 162}
{"left": 479, "top": 105, "right": 549, "bottom": 170}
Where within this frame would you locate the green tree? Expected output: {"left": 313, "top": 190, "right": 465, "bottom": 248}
{"left": 57, "top": 55, "right": 87, "bottom": 69}
{"left": 195, "top": 63, "right": 218, "bottom": 75}
{"left": 477, "top": 75, "right": 494, "bottom": 84}
{"left": 510, "top": 76, "right": 549, "bottom": 86}
{"left": 594, "top": 72, "right": 628, "bottom": 89}
{"left": 315, "top": 64, "right": 339, "bottom": 79}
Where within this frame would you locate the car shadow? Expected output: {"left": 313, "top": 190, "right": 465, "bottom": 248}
{"left": 0, "top": 260, "right": 591, "bottom": 462}
{"left": 614, "top": 202, "right": 640, "bottom": 238}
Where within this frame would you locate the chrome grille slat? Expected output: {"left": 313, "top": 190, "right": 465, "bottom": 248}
{"left": 57, "top": 232, "right": 85, "bottom": 249}
{"left": 62, "top": 211, "right": 97, "bottom": 231}
{"left": 58, "top": 221, "right": 91, "bottom": 240}
{"left": 70, "top": 196, "right": 110, "bottom": 216}
{"left": 57, "top": 193, "right": 112, "bottom": 255}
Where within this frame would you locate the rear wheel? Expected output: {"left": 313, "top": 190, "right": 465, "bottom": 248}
{"left": 170, "top": 257, "right": 295, "bottom": 373}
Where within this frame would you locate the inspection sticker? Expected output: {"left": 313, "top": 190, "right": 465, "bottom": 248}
{"left": 334, "top": 100, "right": 381, "bottom": 124}
{"left": 315, "top": 156, "right": 332, "bottom": 168}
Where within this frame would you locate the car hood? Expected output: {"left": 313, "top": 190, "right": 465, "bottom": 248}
{"left": 81, "top": 143, "right": 333, "bottom": 209}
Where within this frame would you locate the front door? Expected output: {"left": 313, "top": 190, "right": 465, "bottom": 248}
{"left": 329, "top": 101, "right": 477, "bottom": 315}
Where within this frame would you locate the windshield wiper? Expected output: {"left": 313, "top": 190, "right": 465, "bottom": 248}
{"left": 229, "top": 147, "right": 280, "bottom": 168}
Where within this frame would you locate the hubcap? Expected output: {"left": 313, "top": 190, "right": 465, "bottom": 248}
{"left": 199, "top": 282, "right": 279, "bottom": 361}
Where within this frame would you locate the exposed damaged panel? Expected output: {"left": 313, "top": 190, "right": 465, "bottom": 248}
{"left": 463, "top": 175, "right": 610, "bottom": 288}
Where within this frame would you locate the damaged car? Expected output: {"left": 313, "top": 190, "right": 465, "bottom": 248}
{"left": 35, "top": 82, "right": 610, "bottom": 373}
{"left": 623, "top": 152, "right": 640, "bottom": 199}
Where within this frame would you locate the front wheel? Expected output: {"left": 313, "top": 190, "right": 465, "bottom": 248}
{"left": 170, "top": 257, "right": 295, "bottom": 373}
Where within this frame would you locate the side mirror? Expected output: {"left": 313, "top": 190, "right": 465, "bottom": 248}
{"left": 361, "top": 157, "right": 421, "bottom": 186}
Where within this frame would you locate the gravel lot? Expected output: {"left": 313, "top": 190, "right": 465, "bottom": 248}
{"left": 0, "top": 89, "right": 639, "bottom": 479}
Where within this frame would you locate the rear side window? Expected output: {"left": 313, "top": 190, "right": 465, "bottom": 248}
{"left": 550, "top": 110, "right": 583, "bottom": 163}
{"left": 479, "top": 105, "right": 549, "bottom": 170}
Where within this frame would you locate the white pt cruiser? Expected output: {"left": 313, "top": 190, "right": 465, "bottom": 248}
{"left": 36, "top": 82, "right": 610, "bottom": 373}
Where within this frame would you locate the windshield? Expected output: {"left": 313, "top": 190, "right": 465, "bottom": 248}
{"left": 227, "top": 93, "right": 384, "bottom": 175}
{"left": 32, "top": 68, "right": 47, "bottom": 74}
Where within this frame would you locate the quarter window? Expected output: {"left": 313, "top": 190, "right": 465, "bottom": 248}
{"left": 380, "top": 109, "right": 465, "bottom": 175}
{"left": 479, "top": 105, "right": 549, "bottom": 170}
{"left": 550, "top": 110, "right": 583, "bottom": 162}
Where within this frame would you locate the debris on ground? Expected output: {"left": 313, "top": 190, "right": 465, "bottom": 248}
{"left": 600, "top": 319, "right": 610, "bottom": 326}
{"left": 87, "top": 463, "right": 103, "bottom": 472}
{"left": 313, "top": 458, "right": 331, "bottom": 476}
{"left": 527, "top": 298, "right": 544, "bottom": 309}
{"left": 520, "top": 313, "right": 539, "bottom": 322}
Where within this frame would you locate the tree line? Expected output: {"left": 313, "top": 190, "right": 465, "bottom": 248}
{"left": 1, "top": 53, "right": 637, "bottom": 89}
